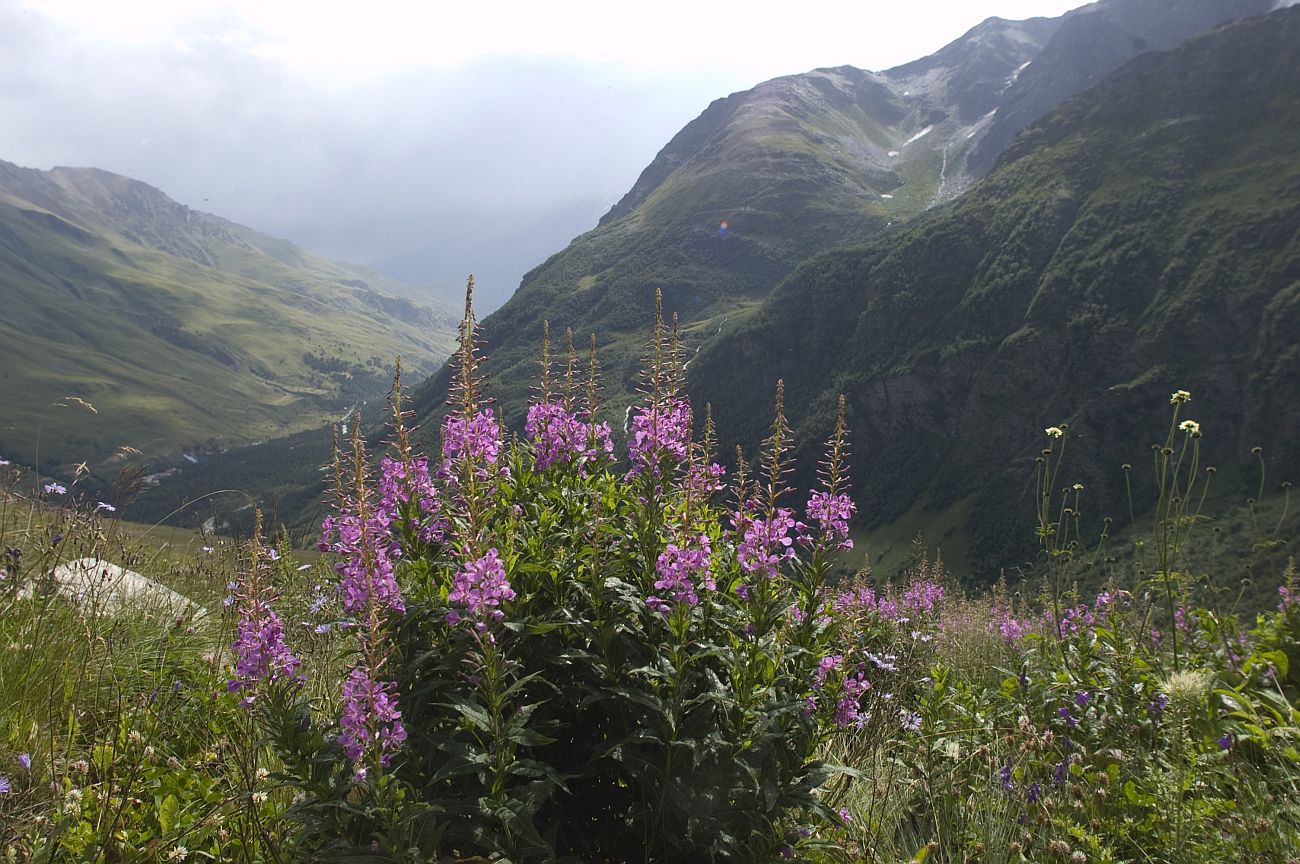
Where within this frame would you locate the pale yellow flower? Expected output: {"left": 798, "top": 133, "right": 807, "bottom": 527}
{"left": 1179, "top": 419, "right": 1200, "bottom": 435}
{"left": 1045, "top": 426, "right": 1064, "bottom": 439}
{"left": 1170, "top": 389, "right": 1191, "bottom": 405}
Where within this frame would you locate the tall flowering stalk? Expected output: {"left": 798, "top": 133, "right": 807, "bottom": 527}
{"left": 734, "top": 381, "right": 803, "bottom": 598}
{"left": 228, "top": 511, "right": 300, "bottom": 707}
{"left": 326, "top": 424, "right": 407, "bottom": 775}
{"left": 380, "top": 359, "right": 447, "bottom": 547}
{"left": 806, "top": 396, "right": 855, "bottom": 553}
{"left": 627, "top": 291, "right": 691, "bottom": 484}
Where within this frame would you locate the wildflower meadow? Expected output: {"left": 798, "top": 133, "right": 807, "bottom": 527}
{"left": 1, "top": 286, "right": 1298, "bottom": 862}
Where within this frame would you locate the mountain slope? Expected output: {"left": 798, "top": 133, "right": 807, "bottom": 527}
{"left": 404, "top": 0, "right": 1267, "bottom": 447}
{"left": 0, "top": 161, "right": 458, "bottom": 469}
{"left": 687, "top": 6, "right": 1300, "bottom": 578}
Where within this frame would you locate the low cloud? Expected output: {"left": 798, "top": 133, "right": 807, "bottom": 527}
{"left": 0, "top": 4, "right": 731, "bottom": 309}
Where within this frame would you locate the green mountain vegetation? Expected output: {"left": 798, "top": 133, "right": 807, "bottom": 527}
{"left": 402, "top": 0, "right": 1268, "bottom": 456}
{"left": 0, "top": 162, "right": 459, "bottom": 471}
{"left": 688, "top": 6, "right": 1300, "bottom": 580}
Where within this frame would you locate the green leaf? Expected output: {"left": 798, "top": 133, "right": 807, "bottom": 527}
{"left": 157, "top": 793, "right": 180, "bottom": 835}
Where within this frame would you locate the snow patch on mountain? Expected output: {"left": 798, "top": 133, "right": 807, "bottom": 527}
{"left": 903, "top": 126, "right": 934, "bottom": 146}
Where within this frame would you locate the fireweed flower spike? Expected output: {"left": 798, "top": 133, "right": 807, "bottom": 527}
{"left": 321, "top": 421, "right": 406, "bottom": 618}
{"left": 805, "top": 395, "right": 856, "bottom": 552}
{"left": 228, "top": 511, "right": 300, "bottom": 706}
{"left": 379, "top": 360, "right": 448, "bottom": 546}
{"left": 448, "top": 548, "right": 516, "bottom": 627}
{"left": 337, "top": 423, "right": 408, "bottom": 773}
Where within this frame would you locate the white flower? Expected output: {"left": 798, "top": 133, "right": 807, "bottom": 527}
{"left": 1170, "top": 389, "right": 1191, "bottom": 405}
{"left": 1179, "top": 419, "right": 1200, "bottom": 435}
{"left": 167, "top": 846, "right": 188, "bottom": 862}
{"left": 1045, "top": 426, "right": 1064, "bottom": 439}
{"left": 44, "top": 482, "right": 67, "bottom": 495}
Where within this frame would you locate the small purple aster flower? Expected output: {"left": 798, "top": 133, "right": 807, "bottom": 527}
{"left": 0, "top": 776, "right": 10, "bottom": 794}
{"left": 18, "top": 753, "right": 31, "bottom": 771}
{"left": 44, "top": 482, "right": 66, "bottom": 496}
{"left": 96, "top": 501, "right": 116, "bottom": 512}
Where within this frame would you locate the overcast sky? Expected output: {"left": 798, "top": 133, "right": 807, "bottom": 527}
{"left": 0, "top": 0, "right": 1086, "bottom": 310}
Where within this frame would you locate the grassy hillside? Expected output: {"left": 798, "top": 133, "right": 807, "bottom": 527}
{"left": 0, "top": 162, "right": 458, "bottom": 472}
{"left": 689, "top": 7, "right": 1300, "bottom": 581}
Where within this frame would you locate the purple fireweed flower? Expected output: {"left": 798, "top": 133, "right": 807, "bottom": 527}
{"left": 814, "top": 654, "right": 843, "bottom": 689}
{"left": 441, "top": 409, "right": 507, "bottom": 482}
{"left": 648, "top": 535, "right": 712, "bottom": 614}
{"left": 228, "top": 598, "right": 299, "bottom": 704}
{"left": 1279, "top": 585, "right": 1294, "bottom": 614}
{"left": 837, "top": 807, "right": 852, "bottom": 825}
{"left": 44, "top": 482, "right": 66, "bottom": 496}
{"left": 805, "top": 490, "right": 855, "bottom": 550}
{"left": 835, "top": 672, "right": 870, "bottom": 727}
{"left": 1057, "top": 605, "right": 1095, "bottom": 637}
{"left": 994, "top": 608, "right": 1030, "bottom": 643}
{"left": 377, "top": 455, "right": 447, "bottom": 544}
{"left": 685, "top": 460, "right": 726, "bottom": 498}
{"left": 736, "top": 508, "right": 799, "bottom": 579}
{"left": 525, "top": 401, "right": 613, "bottom": 471}
{"left": 320, "top": 482, "right": 405, "bottom": 618}
{"left": 448, "top": 548, "right": 515, "bottom": 626}
{"left": 902, "top": 580, "right": 944, "bottom": 616}
{"left": 625, "top": 397, "right": 691, "bottom": 480}
{"left": 338, "top": 666, "right": 407, "bottom": 767}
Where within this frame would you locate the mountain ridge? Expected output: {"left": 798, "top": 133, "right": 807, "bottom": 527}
{"left": 0, "top": 159, "right": 459, "bottom": 471}
{"left": 687, "top": 5, "right": 1300, "bottom": 577}
{"left": 403, "top": 0, "right": 1267, "bottom": 457}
